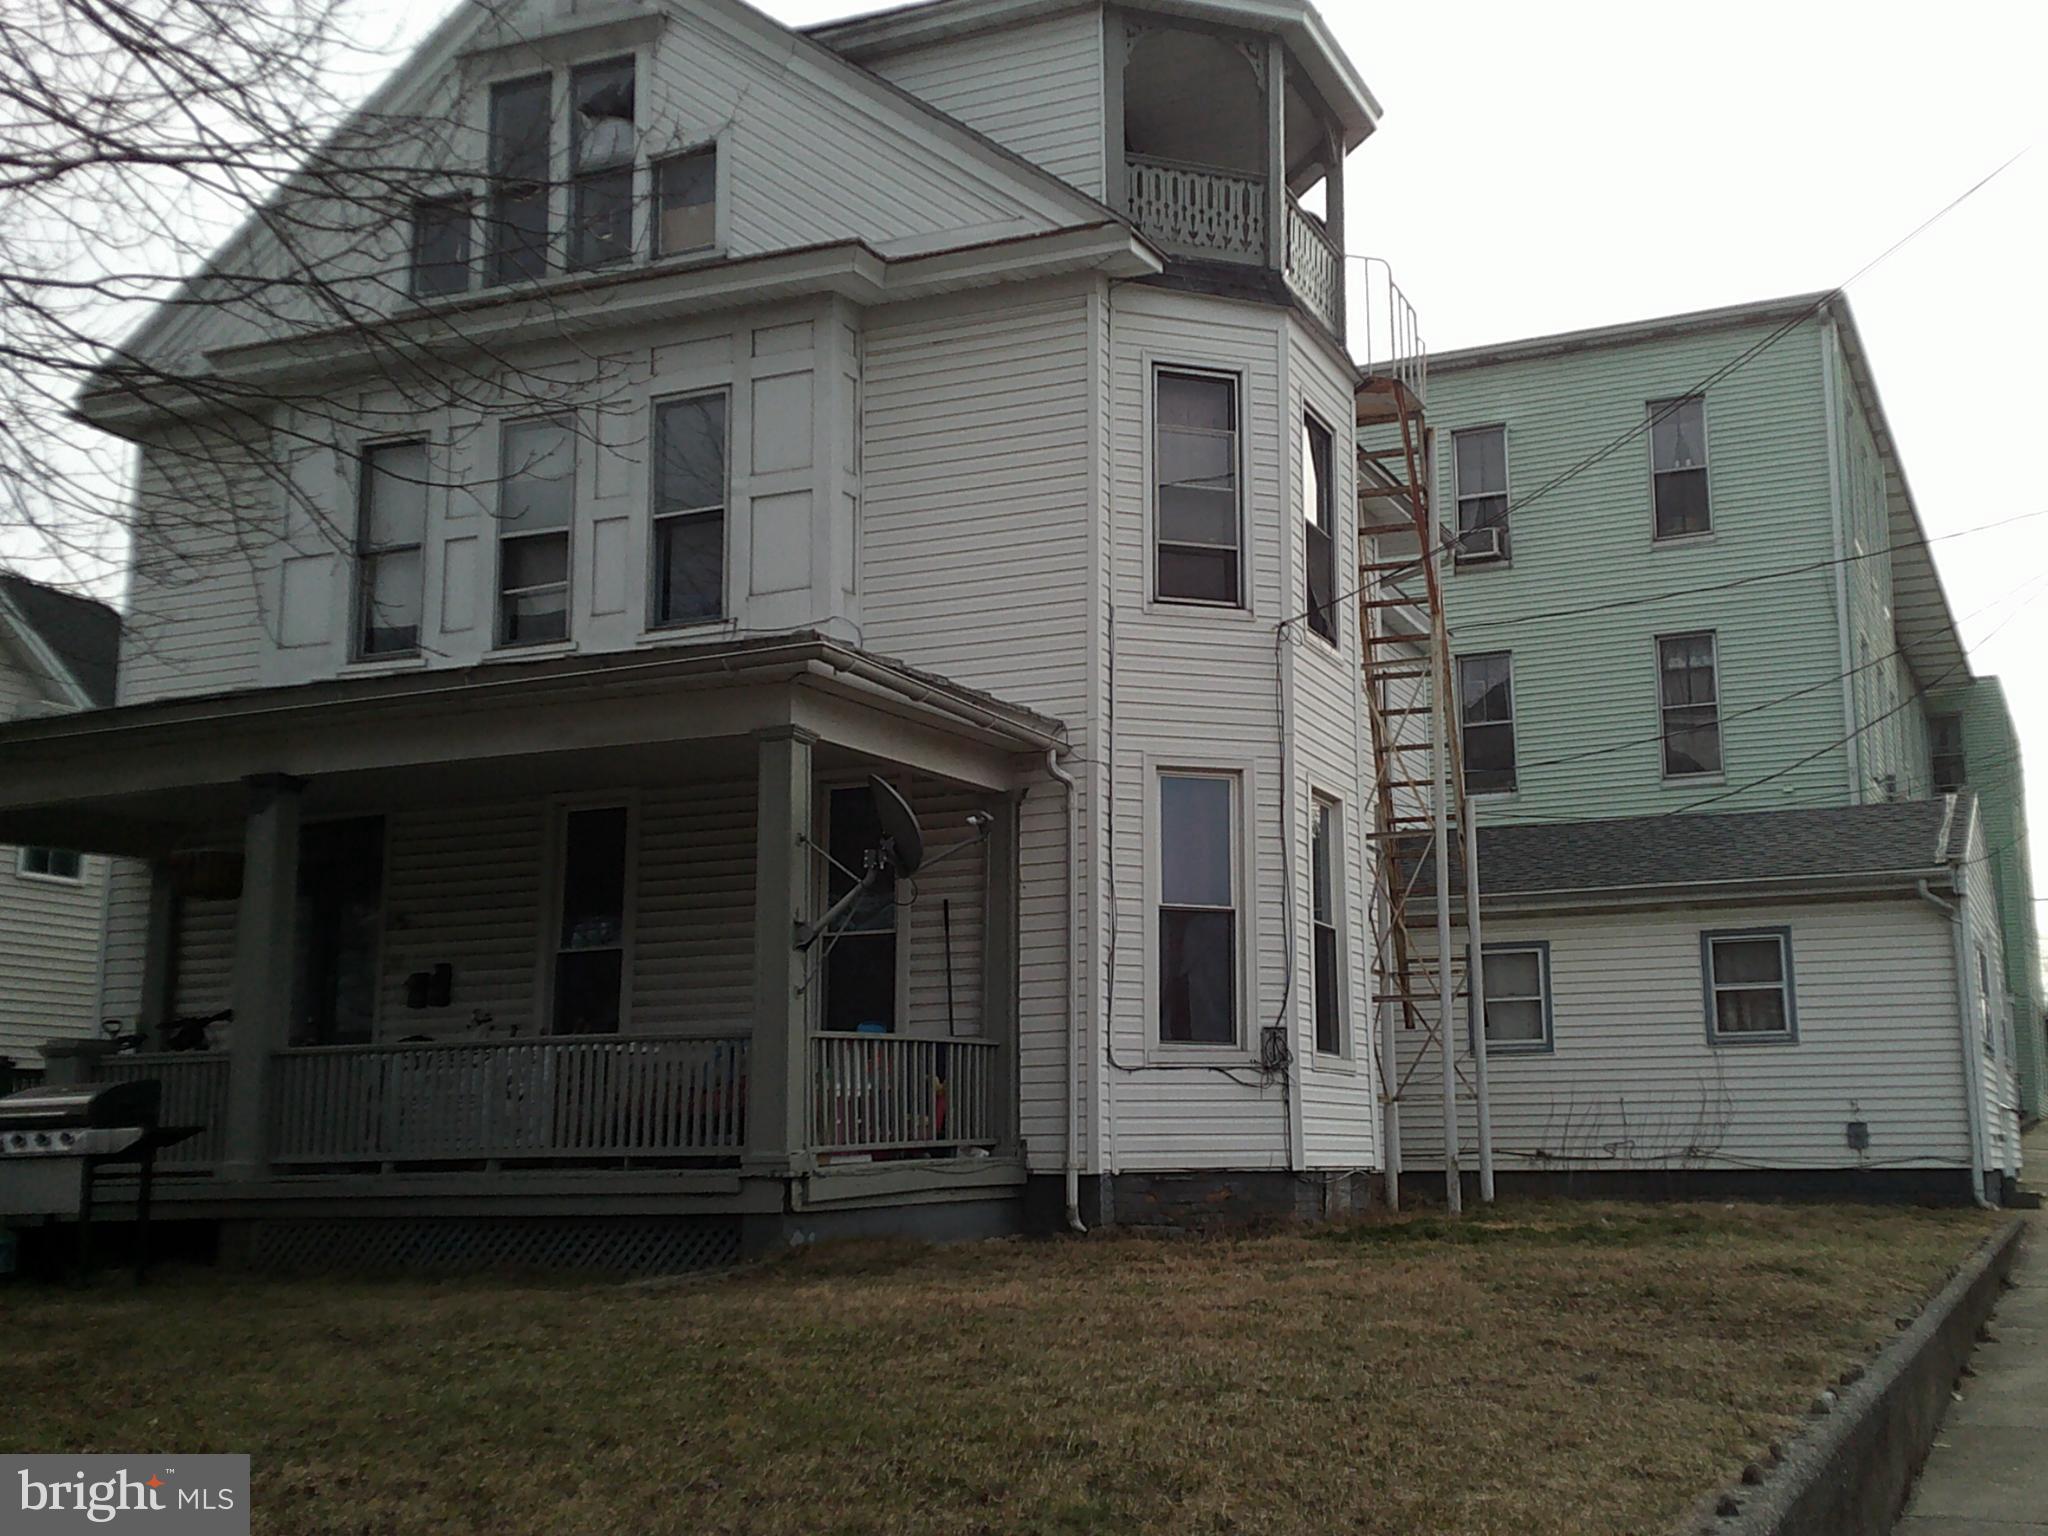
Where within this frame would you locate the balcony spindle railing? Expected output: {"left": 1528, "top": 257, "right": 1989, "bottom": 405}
{"left": 1283, "top": 195, "right": 1343, "bottom": 334}
{"left": 1125, "top": 155, "right": 1266, "bottom": 263}
{"left": 809, "top": 1034, "right": 999, "bottom": 1155}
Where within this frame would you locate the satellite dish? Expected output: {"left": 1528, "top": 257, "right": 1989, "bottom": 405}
{"left": 870, "top": 774, "right": 924, "bottom": 876}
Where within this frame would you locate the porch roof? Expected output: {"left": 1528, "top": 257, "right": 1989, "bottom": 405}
{"left": 0, "top": 632, "right": 1066, "bottom": 854}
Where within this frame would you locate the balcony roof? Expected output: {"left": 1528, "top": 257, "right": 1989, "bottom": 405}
{"left": 810, "top": 0, "right": 1382, "bottom": 147}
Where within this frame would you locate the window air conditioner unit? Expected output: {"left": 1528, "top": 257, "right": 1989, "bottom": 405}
{"left": 1457, "top": 525, "right": 1507, "bottom": 563}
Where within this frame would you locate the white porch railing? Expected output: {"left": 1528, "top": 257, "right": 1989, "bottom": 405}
{"left": 1126, "top": 155, "right": 1266, "bottom": 263}
{"left": 268, "top": 1034, "right": 748, "bottom": 1165}
{"left": 809, "top": 1034, "right": 999, "bottom": 1155}
{"left": 88, "top": 1052, "right": 231, "bottom": 1170}
{"left": 1283, "top": 195, "right": 1342, "bottom": 335}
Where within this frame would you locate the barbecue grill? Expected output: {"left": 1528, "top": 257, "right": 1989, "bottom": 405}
{"left": 0, "top": 1078, "right": 194, "bottom": 1281}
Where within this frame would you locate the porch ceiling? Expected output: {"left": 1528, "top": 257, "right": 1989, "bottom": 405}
{"left": 0, "top": 634, "right": 1065, "bottom": 854}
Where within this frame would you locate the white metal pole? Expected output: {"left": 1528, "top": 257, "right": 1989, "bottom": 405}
{"left": 1463, "top": 797, "right": 1495, "bottom": 1202}
{"left": 1431, "top": 631, "right": 1461, "bottom": 1214}
{"left": 1382, "top": 901, "right": 1402, "bottom": 1210}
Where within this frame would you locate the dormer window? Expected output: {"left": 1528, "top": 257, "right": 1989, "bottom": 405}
{"left": 655, "top": 148, "right": 717, "bottom": 257}
{"left": 487, "top": 74, "right": 552, "bottom": 284}
{"left": 569, "top": 57, "right": 636, "bottom": 269}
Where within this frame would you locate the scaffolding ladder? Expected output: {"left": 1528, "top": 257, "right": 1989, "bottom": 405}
{"left": 1354, "top": 362, "right": 1494, "bottom": 1213}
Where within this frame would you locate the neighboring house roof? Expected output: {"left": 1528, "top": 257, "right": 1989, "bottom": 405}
{"left": 0, "top": 573, "right": 120, "bottom": 710}
{"left": 1415, "top": 797, "right": 1962, "bottom": 906}
{"left": 1419, "top": 290, "right": 1970, "bottom": 694}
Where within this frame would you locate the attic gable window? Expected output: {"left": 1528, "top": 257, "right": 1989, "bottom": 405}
{"left": 410, "top": 195, "right": 472, "bottom": 297}
{"left": 569, "top": 57, "right": 637, "bottom": 269}
{"left": 1650, "top": 396, "right": 1710, "bottom": 538}
{"left": 655, "top": 147, "right": 717, "bottom": 257}
{"left": 1931, "top": 712, "right": 1966, "bottom": 792}
{"left": 487, "top": 73, "right": 552, "bottom": 284}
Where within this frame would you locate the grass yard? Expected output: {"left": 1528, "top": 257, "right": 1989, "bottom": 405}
{"left": 0, "top": 1201, "right": 2000, "bottom": 1536}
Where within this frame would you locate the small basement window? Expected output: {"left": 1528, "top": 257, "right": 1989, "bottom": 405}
{"left": 17, "top": 847, "right": 83, "bottom": 882}
{"left": 1475, "top": 943, "right": 1552, "bottom": 1054}
{"left": 1702, "top": 928, "right": 1795, "bottom": 1043}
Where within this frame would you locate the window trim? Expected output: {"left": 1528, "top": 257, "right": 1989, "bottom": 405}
{"left": 1655, "top": 629, "right": 1723, "bottom": 781}
{"left": 1455, "top": 649, "right": 1518, "bottom": 797}
{"left": 1648, "top": 395, "right": 1712, "bottom": 542}
{"left": 1147, "top": 760, "right": 1254, "bottom": 1058}
{"left": 352, "top": 437, "right": 431, "bottom": 661}
{"left": 15, "top": 846, "right": 84, "bottom": 885}
{"left": 408, "top": 193, "right": 475, "bottom": 299}
{"left": 1309, "top": 792, "right": 1349, "bottom": 1059}
{"left": 1700, "top": 926, "right": 1797, "bottom": 1046}
{"left": 1149, "top": 362, "right": 1248, "bottom": 612}
{"left": 536, "top": 794, "right": 638, "bottom": 1037}
{"left": 1451, "top": 423, "right": 1511, "bottom": 565}
{"left": 652, "top": 141, "right": 722, "bottom": 261}
{"left": 1303, "top": 409, "right": 1339, "bottom": 646}
{"left": 493, "top": 414, "right": 578, "bottom": 650}
{"left": 483, "top": 70, "right": 556, "bottom": 288}
{"left": 645, "top": 387, "right": 731, "bottom": 631}
{"left": 1471, "top": 940, "right": 1554, "bottom": 1057}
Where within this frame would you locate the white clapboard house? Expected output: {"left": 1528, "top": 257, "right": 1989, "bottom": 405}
{"left": 0, "top": 574, "right": 121, "bottom": 1073}
{"left": 0, "top": 0, "right": 1392, "bottom": 1269}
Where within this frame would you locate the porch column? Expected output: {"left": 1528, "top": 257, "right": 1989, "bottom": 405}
{"left": 748, "top": 727, "right": 815, "bottom": 1170}
{"left": 220, "top": 773, "right": 303, "bottom": 1182}
{"left": 1264, "top": 35, "right": 1287, "bottom": 274}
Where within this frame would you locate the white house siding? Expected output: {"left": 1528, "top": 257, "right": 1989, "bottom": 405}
{"left": 0, "top": 851, "right": 108, "bottom": 1065}
{"left": 1957, "top": 812, "right": 2020, "bottom": 1180}
{"left": 1396, "top": 898, "right": 1975, "bottom": 1175}
{"left": 1096, "top": 287, "right": 1377, "bottom": 1173}
{"left": 1285, "top": 327, "right": 1380, "bottom": 1170}
{"left": 866, "top": 10, "right": 1108, "bottom": 199}
{"left": 860, "top": 284, "right": 1096, "bottom": 1171}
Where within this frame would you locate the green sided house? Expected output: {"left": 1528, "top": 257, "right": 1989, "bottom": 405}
{"left": 1368, "top": 292, "right": 2039, "bottom": 1202}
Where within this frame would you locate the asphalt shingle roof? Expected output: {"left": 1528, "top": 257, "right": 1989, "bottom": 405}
{"left": 1415, "top": 798, "right": 1958, "bottom": 900}
{"left": 0, "top": 573, "right": 120, "bottom": 708}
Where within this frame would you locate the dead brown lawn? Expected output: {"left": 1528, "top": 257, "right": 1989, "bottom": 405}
{"left": 0, "top": 1201, "right": 2000, "bottom": 1536}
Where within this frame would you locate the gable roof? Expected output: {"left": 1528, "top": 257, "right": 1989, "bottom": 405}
{"left": 1414, "top": 798, "right": 1962, "bottom": 908}
{"left": 0, "top": 574, "right": 121, "bottom": 710}
{"left": 99, "top": 0, "right": 1127, "bottom": 394}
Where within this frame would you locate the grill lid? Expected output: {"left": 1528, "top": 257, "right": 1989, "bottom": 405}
{"left": 0, "top": 1080, "right": 161, "bottom": 1131}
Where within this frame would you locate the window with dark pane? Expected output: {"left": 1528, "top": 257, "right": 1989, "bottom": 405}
{"left": 1478, "top": 945, "right": 1549, "bottom": 1051}
{"left": 651, "top": 392, "right": 726, "bottom": 626}
{"left": 290, "top": 818, "right": 384, "bottom": 1047}
{"left": 410, "top": 196, "right": 471, "bottom": 297}
{"left": 553, "top": 806, "right": 628, "bottom": 1035}
{"left": 1154, "top": 370, "right": 1241, "bottom": 605}
{"left": 1658, "top": 631, "right": 1720, "bottom": 776}
{"left": 1453, "top": 426, "right": 1509, "bottom": 560}
{"left": 355, "top": 440, "right": 428, "bottom": 657}
{"left": 486, "top": 73, "right": 551, "bottom": 284}
{"left": 1650, "top": 396, "right": 1710, "bottom": 538}
{"left": 1159, "top": 773, "right": 1236, "bottom": 1044}
{"left": 825, "top": 785, "right": 897, "bottom": 1033}
{"left": 1311, "top": 799, "right": 1342, "bottom": 1054}
{"left": 498, "top": 417, "right": 575, "bottom": 646}
{"left": 655, "top": 148, "right": 716, "bottom": 256}
{"left": 1303, "top": 415, "right": 1337, "bottom": 643}
{"left": 1456, "top": 651, "right": 1516, "bottom": 794}
{"left": 569, "top": 57, "right": 636, "bottom": 268}
{"left": 18, "top": 846, "right": 82, "bottom": 880}
{"left": 1704, "top": 930, "right": 1792, "bottom": 1041}
{"left": 1931, "top": 712, "right": 1967, "bottom": 792}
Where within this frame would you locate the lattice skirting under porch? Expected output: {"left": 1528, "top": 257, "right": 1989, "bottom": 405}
{"left": 249, "top": 1215, "right": 741, "bottom": 1276}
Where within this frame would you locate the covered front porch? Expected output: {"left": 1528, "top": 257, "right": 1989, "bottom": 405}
{"left": 2, "top": 635, "right": 1058, "bottom": 1249}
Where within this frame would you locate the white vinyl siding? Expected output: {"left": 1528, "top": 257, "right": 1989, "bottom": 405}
{"left": 0, "top": 846, "right": 107, "bottom": 1064}
{"left": 1400, "top": 900, "right": 1975, "bottom": 1172}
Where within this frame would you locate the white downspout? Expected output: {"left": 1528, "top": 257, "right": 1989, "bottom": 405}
{"left": 1046, "top": 747, "right": 1087, "bottom": 1233}
{"left": 1919, "top": 878, "right": 1994, "bottom": 1209}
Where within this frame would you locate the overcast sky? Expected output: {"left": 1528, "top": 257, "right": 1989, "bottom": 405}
{"left": 118, "top": 1, "right": 2048, "bottom": 956}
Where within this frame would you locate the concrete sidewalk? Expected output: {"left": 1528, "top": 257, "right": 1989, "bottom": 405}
{"left": 1895, "top": 1130, "right": 2047, "bottom": 1534}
